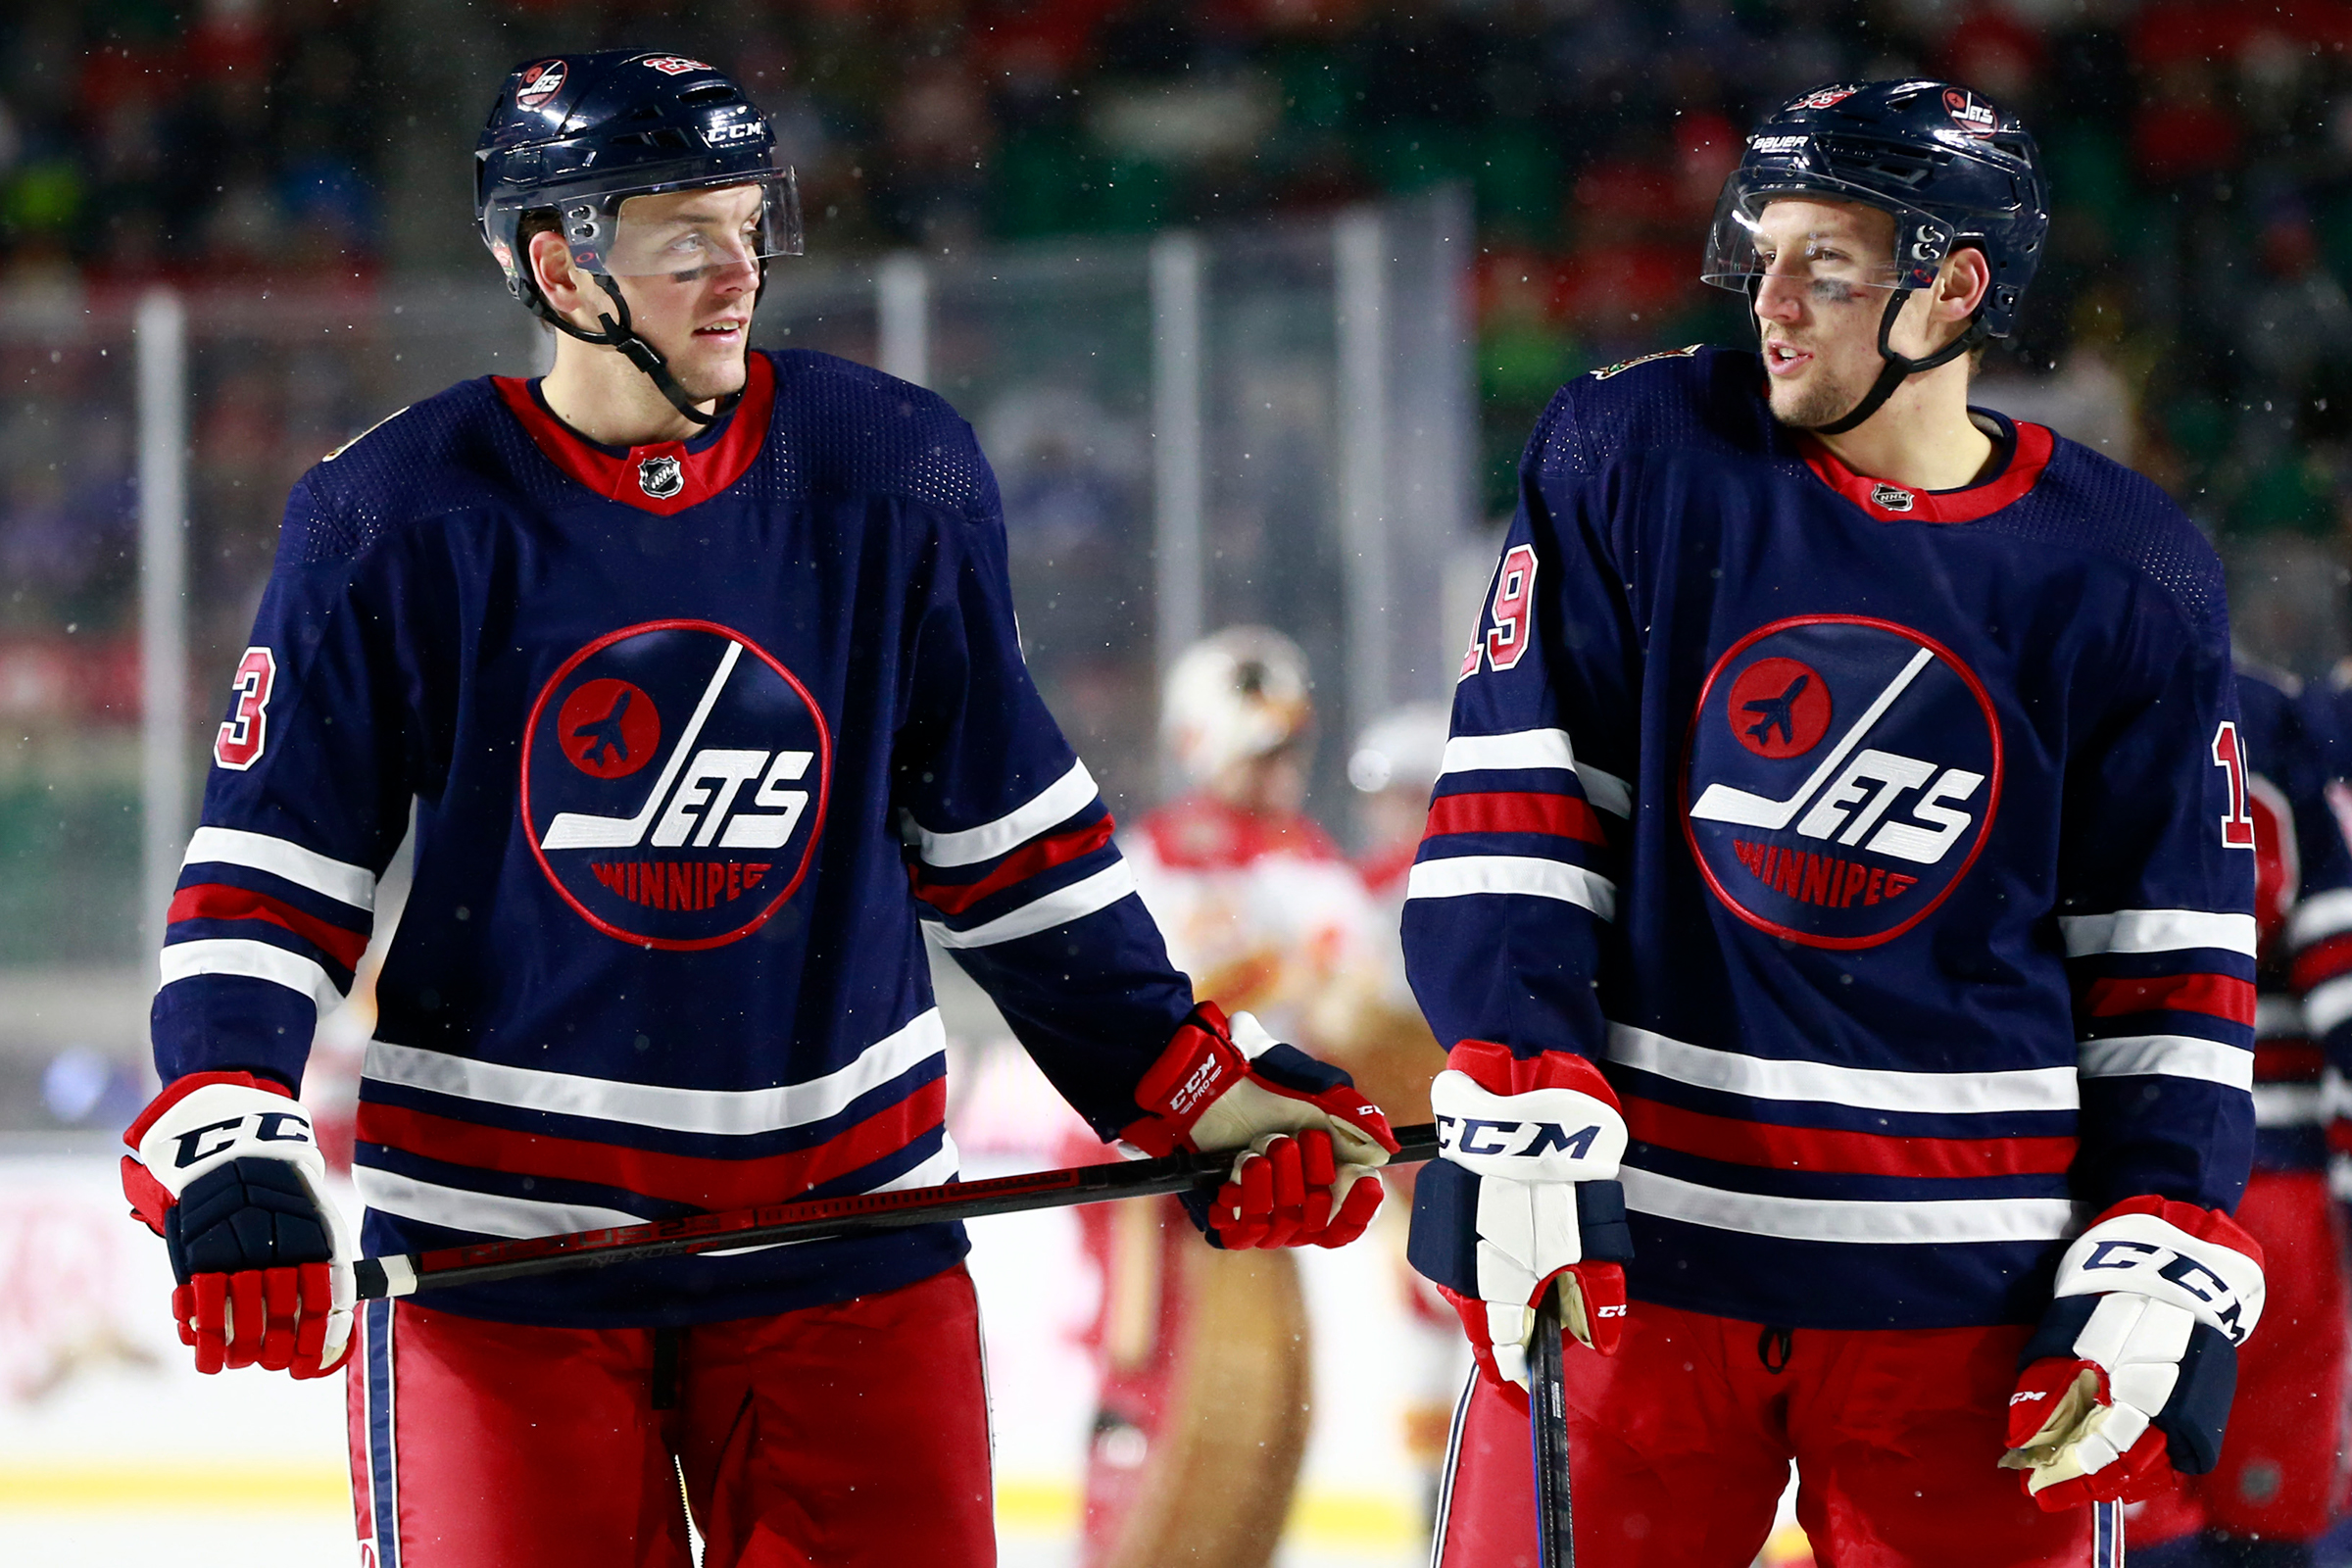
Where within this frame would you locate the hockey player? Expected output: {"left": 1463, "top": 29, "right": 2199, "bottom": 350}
{"left": 1405, "top": 80, "right": 2265, "bottom": 1566}
{"left": 113, "top": 54, "right": 1396, "bottom": 1568}
{"left": 2127, "top": 658, "right": 2351, "bottom": 1567}
{"left": 1072, "top": 627, "right": 1390, "bottom": 1568}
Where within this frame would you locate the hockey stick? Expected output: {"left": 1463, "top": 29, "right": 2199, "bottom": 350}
{"left": 1529, "top": 1285, "right": 1576, "bottom": 1568}
{"left": 353, "top": 1122, "right": 1442, "bottom": 1300}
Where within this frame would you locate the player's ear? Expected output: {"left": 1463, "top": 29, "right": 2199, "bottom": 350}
{"left": 1935, "top": 246, "right": 1991, "bottom": 328}
{"left": 528, "top": 229, "right": 612, "bottom": 333}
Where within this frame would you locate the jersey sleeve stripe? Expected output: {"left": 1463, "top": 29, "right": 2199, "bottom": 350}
{"left": 2287, "top": 887, "right": 2352, "bottom": 949}
{"left": 1403, "top": 856, "right": 1616, "bottom": 919}
{"left": 910, "top": 760, "right": 1098, "bottom": 868}
{"left": 2078, "top": 972, "right": 2254, "bottom": 1026}
{"left": 2076, "top": 1033, "right": 2255, "bottom": 1089}
{"left": 1439, "top": 730, "right": 1632, "bottom": 815}
{"left": 2298, "top": 973, "right": 2352, "bottom": 1036}
{"left": 362, "top": 1008, "right": 946, "bottom": 1136}
{"left": 1607, "top": 1022, "right": 2080, "bottom": 1114}
{"left": 1423, "top": 791, "right": 1608, "bottom": 845}
{"left": 2058, "top": 909, "right": 2258, "bottom": 958}
{"left": 1619, "top": 1166, "right": 2080, "bottom": 1245}
{"left": 2255, "top": 1041, "right": 2325, "bottom": 1079}
{"left": 2288, "top": 934, "right": 2352, "bottom": 997}
{"left": 909, "top": 817, "right": 1114, "bottom": 916}
{"left": 2254, "top": 998, "right": 2304, "bottom": 1039}
{"left": 182, "top": 826, "right": 376, "bottom": 912}
{"left": 1623, "top": 1094, "right": 2076, "bottom": 1179}
{"left": 2253, "top": 1083, "right": 2325, "bottom": 1127}
{"left": 920, "top": 861, "right": 1139, "bottom": 949}
{"left": 354, "top": 1075, "right": 948, "bottom": 1211}
{"left": 168, "top": 882, "right": 371, "bottom": 971}
{"left": 157, "top": 938, "right": 343, "bottom": 1018}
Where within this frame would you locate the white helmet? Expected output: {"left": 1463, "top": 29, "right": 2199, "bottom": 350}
{"left": 1161, "top": 627, "right": 1314, "bottom": 785}
{"left": 1348, "top": 701, "right": 1451, "bottom": 796}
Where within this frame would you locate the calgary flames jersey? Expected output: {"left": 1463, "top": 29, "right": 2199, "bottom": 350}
{"left": 1124, "top": 797, "right": 1379, "bottom": 1046}
{"left": 1405, "top": 345, "right": 2258, "bottom": 1332}
{"left": 153, "top": 351, "right": 1197, "bottom": 1326}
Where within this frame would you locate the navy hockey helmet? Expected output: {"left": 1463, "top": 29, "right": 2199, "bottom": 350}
{"left": 475, "top": 51, "right": 803, "bottom": 424}
{"left": 1701, "top": 79, "right": 2050, "bottom": 433}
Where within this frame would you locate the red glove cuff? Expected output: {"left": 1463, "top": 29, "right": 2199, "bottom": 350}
{"left": 1445, "top": 1039, "right": 1622, "bottom": 1111}
{"left": 124, "top": 1070, "right": 292, "bottom": 1148}
{"left": 2084, "top": 1194, "right": 2265, "bottom": 1273}
{"left": 1121, "top": 1002, "right": 1241, "bottom": 1156}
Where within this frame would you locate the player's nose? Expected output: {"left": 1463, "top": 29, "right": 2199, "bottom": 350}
{"left": 1753, "top": 272, "right": 1805, "bottom": 322}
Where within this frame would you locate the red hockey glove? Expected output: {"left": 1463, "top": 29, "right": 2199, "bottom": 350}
{"left": 122, "top": 1072, "right": 358, "bottom": 1379}
{"left": 1404, "top": 1041, "right": 1634, "bottom": 1409}
{"left": 1122, "top": 1003, "right": 1398, "bottom": 1250}
{"left": 2001, "top": 1196, "right": 2267, "bottom": 1511}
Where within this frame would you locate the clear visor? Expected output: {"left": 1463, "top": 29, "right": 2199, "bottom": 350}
{"left": 570, "top": 171, "right": 803, "bottom": 280}
{"left": 1700, "top": 177, "right": 1938, "bottom": 304}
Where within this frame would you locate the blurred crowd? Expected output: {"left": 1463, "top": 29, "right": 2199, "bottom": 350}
{"left": 9, "top": 0, "right": 2352, "bottom": 972}
{"left": 9, "top": 0, "right": 2352, "bottom": 532}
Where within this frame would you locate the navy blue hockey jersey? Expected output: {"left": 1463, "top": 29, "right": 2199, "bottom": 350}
{"left": 1404, "top": 345, "right": 2257, "bottom": 1331}
{"left": 2232, "top": 659, "right": 2352, "bottom": 1173}
{"left": 153, "top": 350, "right": 1197, "bottom": 1327}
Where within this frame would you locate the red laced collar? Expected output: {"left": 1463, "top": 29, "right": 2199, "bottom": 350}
{"left": 1796, "top": 410, "right": 2053, "bottom": 524}
{"left": 494, "top": 353, "right": 775, "bottom": 516}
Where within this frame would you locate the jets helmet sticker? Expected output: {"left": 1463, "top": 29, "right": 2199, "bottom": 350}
{"left": 522, "top": 620, "right": 831, "bottom": 950}
{"left": 515, "top": 60, "right": 566, "bottom": 109}
{"left": 1682, "top": 615, "right": 2002, "bottom": 949}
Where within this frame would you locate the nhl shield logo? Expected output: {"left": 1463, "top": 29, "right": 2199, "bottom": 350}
{"left": 638, "top": 456, "right": 685, "bottom": 500}
{"left": 1870, "top": 482, "right": 1916, "bottom": 513}
{"left": 522, "top": 620, "right": 832, "bottom": 950}
{"left": 1682, "top": 615, "right": 2002, "bottom": 949}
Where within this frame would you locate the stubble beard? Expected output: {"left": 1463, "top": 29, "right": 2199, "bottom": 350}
{"left": 669, "top": 342, "right": 750, "bottom": 406}
{"left": 1767, "top": 357, "right": 1871, "bottom": 431}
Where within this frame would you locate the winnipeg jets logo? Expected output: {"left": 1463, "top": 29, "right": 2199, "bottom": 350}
{"left": 522, "top": 621, "right": 831, "bottom": 950}
{"left": 639, "top": 456, "right": 684, "bottom": 499}
{"left": 1683, "top": 616, "right": 2002, "bottom": 948}
{"left": 1943, "top": 88, "right": 1997, "bottom": 138}
{"left": 515, "top": 60, "right": 565, "bottom": 108}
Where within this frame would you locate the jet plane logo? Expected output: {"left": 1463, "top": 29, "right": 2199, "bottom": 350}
{"left": 522, "top": 620, "right": 831, "bottom": 951}
{"left": 1683, "top": 615, "right": 2003, "bottom": 949}
{"left": 559, "top": 679, "right": 660, "bottom": 779}
{"left": 1727, "top": 658, "right": 1831, "bottom": 760}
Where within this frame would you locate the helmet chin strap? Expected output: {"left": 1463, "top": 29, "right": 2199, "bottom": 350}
{"left": 1807, "top": 289, "right": 1983, "bottom": 436}
{"left": 538, "top": 262, "right": 772, "bottom": 431}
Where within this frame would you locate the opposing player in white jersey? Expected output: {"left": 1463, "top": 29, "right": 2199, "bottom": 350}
{"left": 1406, "top": 80, "right": 2263, "bottom": 1567}
{"left": 1071, "top": 628, "right": 1391, "bottom": 1568}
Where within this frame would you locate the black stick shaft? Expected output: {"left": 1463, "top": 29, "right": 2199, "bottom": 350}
{"left": 1531, "top": 1287, "right": 1576, "bottom": 1568}
{"left": 355, "top": 1123, "right": 1441, "bottom": 1300}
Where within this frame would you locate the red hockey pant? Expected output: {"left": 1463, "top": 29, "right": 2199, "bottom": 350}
{"left": 1436, "top": 1299, "right": 2109, "bottom": 1567}
{"left": 2128, "top": 1169, "right": 2350, "bottom": 1544}
{"left": 346, "top": 1263, "right": 995, "bottom": 1568}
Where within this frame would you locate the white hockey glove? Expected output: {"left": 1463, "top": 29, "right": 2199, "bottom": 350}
{"left": 2001, "top": 1196, "right": 2267, "bottom": 1510}
{"left": 122, "top": 1072, "right": 358, "bottom": 1378}
{"left": 1121, "top": 1003, "right": 1398, "bottom": 1250}
{"left": 1405, "top": 1040, "right": 1634, "bottom": 1404}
